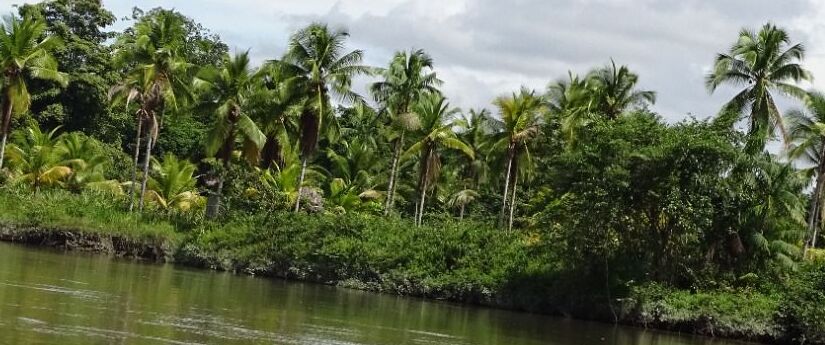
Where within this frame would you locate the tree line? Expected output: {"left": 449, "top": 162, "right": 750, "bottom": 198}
{"left": 1, "top": 0, "right": 824, "bottom": 287}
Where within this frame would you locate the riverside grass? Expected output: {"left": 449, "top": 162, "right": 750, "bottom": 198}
{"left": 0, "top": 187, "right": 817, "bottom": 344}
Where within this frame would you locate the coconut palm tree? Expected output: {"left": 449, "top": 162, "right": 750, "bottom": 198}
{"left": 59, "top": 132, "right": 121, "bottom": 195}
{"left": 0, "top": 14, "right": 68, "bottom": 171}
{"left": 111, "top": 10, "right": 192, "bottom": 211}
{"left": 586, "top": 60, "right": 656, "bottom": 120}
{"left": 447, "top": 188, "right": 480, "bottom": 220}
{"left": 283, "top": 23, "right": 370, "bottom": 212}
{"left": 787, "top": 91, "right": 825, "bottom": 254}
{"left": 707, "top": 23, "right": 811, "bottom": 152}
{"left": 254, "top": 60, "right": 305, "bottom": 169}
{"left": 372, "top": 49, "right": 440, "bottom": 215}
{"left": 547, "top": 71, "right": 595, "bottom": 146}
{"left": 144, "top": 153, "right": 203, "bottom": 212}
{"left": 194, "top": 51, "right": 266, "bottom": 218}
{"left": 403, "top": 93, "right": 473, "bottom": 226}
{"left": 339, "top": 101, "right": 382, "bottom": 150}
{"left": 493, "top": 88, "right": 543, "bottom": 231}
{"left": 5, "top": 126, "right": 70, "bottom": 192}
{"left": 459, "top": 108, "right": 496, "bottom": 189}
{"left": 742, "top": 155, "right": 807, "bottom": 268}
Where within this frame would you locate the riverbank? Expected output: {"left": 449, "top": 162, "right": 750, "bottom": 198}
{"left": 0, "top": 188, "right": 819, "bottom": 344}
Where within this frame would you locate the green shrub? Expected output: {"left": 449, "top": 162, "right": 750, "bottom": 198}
{"left": 779, "top": 264, "right": 825, "bottom": 344}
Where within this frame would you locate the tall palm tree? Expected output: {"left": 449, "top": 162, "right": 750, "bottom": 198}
{"left": 194, "top": 51, "right": 266, "bottom": 218}
{"left": 403, "top": 93, "right": 473, "bottom": 226}
{"left": 707, "top": 23, "right": 811, "bottom": 152}
{"left": 283, "top": 23, "right": 370, "bottom": 212}
{"left": 254, "top": 60, "right": 304, "bottom": 169}
{"left": 787, "top": 91, "right": 825, "bottom": 254}
{"left": 0, "top": 14, "right": 68, "bottom": 171}
{"left": 493, "top": 88, "right": 543, "bottom": 231}
{"left": 371, "top": 49, "right": 440, "bottom": 215}
{"left": 111, "top": 10, "right": 191, "bottom": 211}
{"left": 547, "top": 71, "right": 594, "bottom": 146}
{"left": 458, "top": 108, "right": 496, "bottom": 189}
{"left": 586, "top": 60, "right": 656, "bottom": 120}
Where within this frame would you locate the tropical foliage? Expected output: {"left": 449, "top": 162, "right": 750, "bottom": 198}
{"left": 3, "top": 3, "right": 825, "bottom": 342}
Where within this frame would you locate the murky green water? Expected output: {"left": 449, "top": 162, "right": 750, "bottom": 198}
{"left": 0, "top": 242, "right": 752, "bottom": 345}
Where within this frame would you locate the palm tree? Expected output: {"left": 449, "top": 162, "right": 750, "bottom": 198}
{"left": 339, "top": 101, "right": 382, "bottom": 150}
{"left": 144, "top": 153, "right": 203, "bottom": 212}
{"left": 787, "top": 91, "right": 825, "bottom": 254}
{"left": 742, "top": 155, "right": 807, "bottom": 267}
{"left": 5, "top": 126, "right": 71, "bottom": 192}
{"left": 194, "top": 51, "right": 266, "bottom": 218}
{"left": 372, "top": 49, "right": 440, "bottom": 215}
{"left": 493, "top": 88, "right": 543, "bottom": 231}
{"left": 60, "top": 132, "right": 122, "bottom": 195}
{"left": 586, "top": 60, "right": 655, "bottom": 120}
{"left": 547, "top": 71, "right": 595, "bottom": 146}
{"left": 254, "top": 60, "right": 304, "bottom": 169}
{"left": 459, "top": 108, "right": 496, "bottom": 188}
{"left": 447, "top": 188, "right": 479, "bottom": 220}
{"left": 403, "top": 93, "right": 473, "bottom": 226}
{"left": 707, "top": 23, "right": 811, "bottom": 152}
{"left": 111, "top": 10, "right": 191, "bottom": 211}
{"left": 283, "top": 23, "right": 370, "bottom": 212}
{"left": 0, "top": 14, "right": 68, "bottom": 171}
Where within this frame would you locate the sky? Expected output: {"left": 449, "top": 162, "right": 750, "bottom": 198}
{"left": 3, "top": 0, "right": 825, "bottom": 122}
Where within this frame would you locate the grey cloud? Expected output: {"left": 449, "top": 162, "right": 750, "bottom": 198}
{"left": 301, "top": 0, "right": 815, "bottom": 120}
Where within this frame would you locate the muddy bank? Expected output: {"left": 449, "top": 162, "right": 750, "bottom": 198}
{"left": 0, "top": 224, "right": 173, "bottom": 261}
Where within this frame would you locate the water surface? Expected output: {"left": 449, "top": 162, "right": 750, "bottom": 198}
{"left": 0, "top": 242, "right": 752, "bottom": 344}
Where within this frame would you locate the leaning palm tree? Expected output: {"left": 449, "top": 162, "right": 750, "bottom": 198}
{"left": 111, "top": 10, "right": 192, "bottom": 211}
{"left": 403, "top": 93, "right": 473, "bottom": 226}
{"left": 372, "top": 49, "right": 441, "bottom": 215}
{"left": 493, "top": 88, "right": 543, "bottom": 231}
{"left": 586, "top": 60, "right": 656, "bottom": 120}
{"left": 787, "top": 91, "right": 825, "bottom": 254}
{"left": 707, "top": 23, "right": 811, "bottom": 152}
{"left": 283, "top": 23, "right": 370, "bottom": 212}
{"left": 194, "top": 51, "right": 266, "bottom": 218}
{"left": 0, "top": 14, "right": 68, "bottom": 171}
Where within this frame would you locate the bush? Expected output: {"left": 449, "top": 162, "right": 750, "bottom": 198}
{"left": 779, "top": 264, "right": 825, "bottom": 344}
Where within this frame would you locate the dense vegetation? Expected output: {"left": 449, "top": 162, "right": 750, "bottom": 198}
{"left": 2, "top": 1, "right": 825, "bottom": 343}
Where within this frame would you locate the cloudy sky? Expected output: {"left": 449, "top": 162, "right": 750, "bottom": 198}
{"left": 3, "top": 0, "right": 825, "bottom": 122}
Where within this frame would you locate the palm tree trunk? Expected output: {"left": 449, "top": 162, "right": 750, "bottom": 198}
{"left": 128, "top": 117, "right": 143, "bottom": 212}
{"left": 418, "top": 187, "right": 427, "bottom": 226}
{"left": 206, "top": 177, "right": 224, "bottom": 219}
{"left": 416, "top": 151, "right": 431, "bottom": 227}
{"left": 508, "top": 172, "right": 519, "bottom": 231}
{"left": 384, "top": 131, "right": 404, "bottom": 215}
{"left": 138, "top": 119, "right": 154, "bottom": 212}
{"left": 499, "top": 145, "right": 514, "bottom": 228}
{"left": 0, "top": 96, "right": 13, "bottom": 170}
{"left": 294, "top": 157, "right": 308, "bottom": 212}
{"left": 806, "top": 152, "right": 825, "bottom": 257}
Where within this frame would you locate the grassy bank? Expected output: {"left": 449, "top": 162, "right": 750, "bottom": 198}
{"left": 0, "top": 188, "right": 822, "bottom": 344}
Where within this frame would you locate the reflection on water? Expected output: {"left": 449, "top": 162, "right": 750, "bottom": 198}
{"left": 0, "top": 242, "right": 750, "bottom": 345}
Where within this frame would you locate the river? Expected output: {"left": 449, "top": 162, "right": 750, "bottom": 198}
{"left": 0, "top": 242, "right": 752, "bottom": 345}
